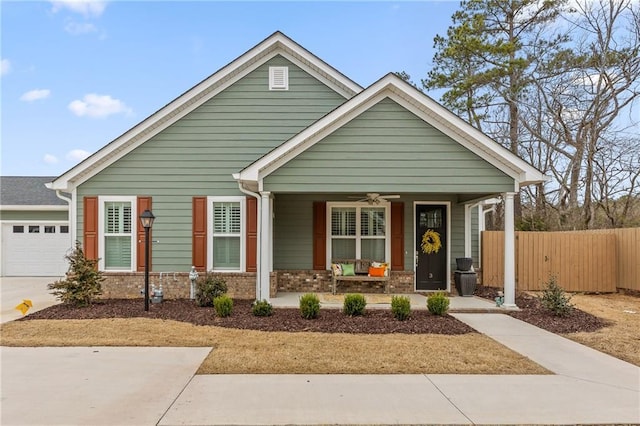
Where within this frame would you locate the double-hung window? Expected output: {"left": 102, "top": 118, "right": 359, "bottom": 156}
{"left": 99, "top": 196, "right": 136, "bottom": 271}
{"left": 328, "top": 203, "right": 389, "bottom": 263}
{"left": 208, "top": 197, "right": 245, "bottom": 272}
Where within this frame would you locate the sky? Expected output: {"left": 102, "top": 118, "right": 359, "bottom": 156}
{"left": 1, "top": 0, "right": 460, "bottom": 177}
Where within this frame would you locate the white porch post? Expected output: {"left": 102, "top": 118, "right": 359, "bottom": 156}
{"left": 503, "top": 192, "right": 517, "bottom": 308}
{"left": 259, "top": 191, "right": 272, "bottom": 301}
{"left": 478, "top": 204, "right": 485, "bottom": 269}
{"left": 464, "top": 204, "right": 472, "bottom": 257}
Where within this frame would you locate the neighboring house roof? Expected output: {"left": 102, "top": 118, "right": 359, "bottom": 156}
{"left": 236, "top": 73, "right": 548, "bottom": 190}
{"left": 1, "top": 176, "right": 68, "bottom": 209}
{"left": 48, "top": 31, "right": 363, "bottom": 192}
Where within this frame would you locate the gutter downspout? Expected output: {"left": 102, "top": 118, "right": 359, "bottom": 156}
{"left": 54, "top": 189, "right": 74, "bottom": 250}
{"left": 236, "top": 180, "right": 262, "bottom": 301}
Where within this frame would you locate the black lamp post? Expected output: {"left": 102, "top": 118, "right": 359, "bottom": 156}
{"left": 140, "top": 209, "right": 155, "bottom": 311}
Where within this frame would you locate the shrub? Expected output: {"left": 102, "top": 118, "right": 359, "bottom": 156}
{"left": 539, "top": 276, "right": 574, "bottom": 317}
{"left": 48, "top": 242, "right": 104, "bottom": 307}
{"left": 299, "top": 293, "right": 321, "bottom": 319}
{"left": 195, "top": 273, "right": 228, "bottom": 307}
{"left": 343, "top": 293, "right": 367, "bottom": 316}
{"left": 391, "top": 295, "right": 411, "bottom": 321}
{"left": 252, "top": 299, "right": 273, "bottom": 317}
{"left": 213, "top": 295, "right": 233, "bottom": 317}
{"left": 427, "top": 292, "right": 450, "bottom": 315}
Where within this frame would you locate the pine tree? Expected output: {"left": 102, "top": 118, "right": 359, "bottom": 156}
{"left": 48, "top": 242, "right": 104, "bottom": 307}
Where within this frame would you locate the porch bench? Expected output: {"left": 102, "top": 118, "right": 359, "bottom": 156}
{"left": 331, "top": 259, "right": 389, "bottom": 295}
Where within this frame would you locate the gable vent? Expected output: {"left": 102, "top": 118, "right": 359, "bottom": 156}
{"left": 269, "top": 66, "right": 289, "bottom": 90}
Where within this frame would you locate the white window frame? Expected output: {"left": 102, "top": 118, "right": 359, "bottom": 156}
{"left": 325, "top": 202, "right": 391, "bottom": 268}
{"left": 98, "top": 196, "right": 137, "bottom": 272}
{"left": 207, "top": 196, "right": 246, "bottom": 272}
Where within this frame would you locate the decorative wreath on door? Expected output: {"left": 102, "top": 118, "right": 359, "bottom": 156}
{"left": 421, "top": 229, "right": 442, "bottom": 254}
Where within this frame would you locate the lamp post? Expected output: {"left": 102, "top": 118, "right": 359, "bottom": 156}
{"left": 140, "top": 209, "right": 155, "bottom": 312}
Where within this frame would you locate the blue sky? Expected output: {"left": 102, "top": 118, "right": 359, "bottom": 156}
{"left": 1, "top": 0, "right": 459, "bottom": 177}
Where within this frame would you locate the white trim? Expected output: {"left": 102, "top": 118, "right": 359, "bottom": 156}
{"left": 413, "top": 201, "right": 451, "bottom": 293}
{"left": 325, "top": 201, "right": 391, "bottom": 268}
{"left": 238, "top": 74, "right": 547, "bottom": 187}
{"left": 464, "top": 204, "right": 472, "bottom": 258}
{"left": 48, "top": 32, "right": 362, "bottom": 193}
{"left": 98, "top": 196, "right": 137, "bottom": 272}
{"left": 0, "top": 205, "right": 68, "bottom": 211}
{"left": 207, "top": 196, "right": 246, "bottom": 273}
{"left": 0, "top": 220, "right": 69, "bottom": 224}
{"left": 259, "top": 192, "right": 272, "bottom": 300}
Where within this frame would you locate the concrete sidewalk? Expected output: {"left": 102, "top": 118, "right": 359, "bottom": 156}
{"left": 160, "top": 314, "right": 639, "bottom": 425}
{"left": 1, "top": 309, "right": 639, "bottom": 424}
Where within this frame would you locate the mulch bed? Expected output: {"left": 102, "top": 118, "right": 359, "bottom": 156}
{"left": 20, "top": 287, "right": 612, "bottom": 335}
{"left": 19, "top": 298, "right": 475, "bottom": 335}
{"left": 474, "top": 286, "right": 611, "bottom": 333}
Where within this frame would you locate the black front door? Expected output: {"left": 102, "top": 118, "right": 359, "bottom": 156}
{"left": 415, "top": 204, "right": 447, "bottom": 291}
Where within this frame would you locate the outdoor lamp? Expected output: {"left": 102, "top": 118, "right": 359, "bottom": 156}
{"left": 140, "top": 209, "right": 155, "bottom": 311}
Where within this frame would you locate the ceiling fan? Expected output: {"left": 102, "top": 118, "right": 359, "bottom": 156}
{"left": 349, "top": 193, "right": 401, "bottom": 205}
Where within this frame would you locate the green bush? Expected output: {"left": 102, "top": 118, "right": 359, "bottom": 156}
{"left": 299, "top": 293, "right": 321, "bottom": 319}
{"left": 48, "top": 242, "right": 104, "bottom": 307}
{"left": 195, "top": 273, "right": 228, "bottom": 307}
{"left": 213, "top": 295, "right": 233, "bottom": 317}
{"left": 539, "top": 276, "right": 574, "bottom": 317}
{"left": 252, "top": 299, "right": 273, "bottom": 317}
{"left": 391, "top": 295, "right": 411, "bottom": 321}
{"left": 427, "top": 292, "right": 450, "bottom": 315}
{"left": 343, "top": 293, "right": 367, "bottom": 316}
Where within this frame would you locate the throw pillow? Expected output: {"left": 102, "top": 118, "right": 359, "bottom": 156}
{"left": 368, "top": 266, "right": 385, "bottom": 277}
{"left": 331, "top": 263, "right": 342, "bottom": 276}
{"left": 341, "top": 263, "right": 355, "bottom": 276}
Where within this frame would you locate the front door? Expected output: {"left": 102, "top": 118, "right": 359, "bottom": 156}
{"left": 415, "top": 204, "right": 448, "bottom": 291}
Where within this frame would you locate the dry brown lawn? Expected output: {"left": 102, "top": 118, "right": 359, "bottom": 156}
{"left": 563, "top": 293, "right": 640, "bottom": 366}
{"left": 0, "top": 318, "right": 548, "bottom": 375}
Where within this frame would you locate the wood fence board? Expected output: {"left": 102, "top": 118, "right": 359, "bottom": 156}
{"left": 481, "top": 229, "right": 637, "bottom": 292}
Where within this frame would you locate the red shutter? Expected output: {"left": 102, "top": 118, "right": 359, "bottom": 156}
{"left": 83, "top": 196, "right": 99, "bottom": 261}
{"left": 391, "top": 202, "right": 404, "bottom": 271}
{"left": 246, "top": 196, "right": 258, "bottom": 272}
{"left": 192, "top": 197, "right": 207, "bottom": 271}
{"left": 136, "top": 197, "right": 152, "bottom": 272}
{"left": 312, "top": 201, "right": 326, "bottom": 270}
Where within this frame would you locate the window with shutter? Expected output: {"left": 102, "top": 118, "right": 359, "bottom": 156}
{"left": 99, "top": 196, "right": 137, "bottom": 271}
{"left": 208, "top": 197, "right": 246, "bottom": 271}
{"left": 328, "top": 203, "right": 389, "bottom": 263}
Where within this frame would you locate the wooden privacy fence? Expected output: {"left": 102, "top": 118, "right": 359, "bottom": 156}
{"left": 481, "top": 228, "right": 640, "bottom": 292}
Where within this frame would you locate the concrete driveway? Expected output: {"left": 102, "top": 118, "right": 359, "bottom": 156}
{"left": 0, "top": 276, "right": 61, "bottom": 323}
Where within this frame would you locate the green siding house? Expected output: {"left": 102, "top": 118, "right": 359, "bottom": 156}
{"left": 47, "top": 32, "right": 545, "bottom": 306}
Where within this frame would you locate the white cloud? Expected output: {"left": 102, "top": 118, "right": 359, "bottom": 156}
{"left": 64, "top": 21, "right": 97, "bottom": 35}
{"left": 44, "top": 154, "right": 59, "bottom": 164}
{"left": 68, "top": 93, "right": 132, "bottom": 118}
{"left": 1, "top": 59, "right": 10, "bottom": 76}
{"left": 20, "top": 89, "right": 51, "bottom": 102}
{"left": 66, "top": 149, "right": 91, "bottom": 161}
{"left": 50, "top": 1, "right": 107, "bottom": 18}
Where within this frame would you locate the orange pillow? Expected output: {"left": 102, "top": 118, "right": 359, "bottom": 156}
{"left": 369, "top": 266, "right": 386, "bottom": 277}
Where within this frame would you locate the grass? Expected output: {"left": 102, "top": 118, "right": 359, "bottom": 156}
{"left": 562, "top": 293, "right": 640, "bottom": 366}
{"left": 0, "top": 318, "right": 548, "bottom": 375}
{"left": 1, "top": 292, "right": 637, "bottom": 373}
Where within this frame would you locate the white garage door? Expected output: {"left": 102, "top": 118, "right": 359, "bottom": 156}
{"left": 1, "top": 223, "right": 71, "bottom": 276}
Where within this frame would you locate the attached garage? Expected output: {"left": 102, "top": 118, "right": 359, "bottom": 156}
{"left": 1, "top": 177, "right": 71, "bottom": 277}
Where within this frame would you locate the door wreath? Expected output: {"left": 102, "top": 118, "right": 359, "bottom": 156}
{"left": 421, "top": 229, "right": 442, "bottom": 254}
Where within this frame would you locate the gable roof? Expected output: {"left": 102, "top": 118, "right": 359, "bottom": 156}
{"left": 1, "top": 176, "right": 68, "bottom": 208}
{"left": 48, "top": 31, "right": 363, "bottom": 191}
{"left": 235, "top": 73, "right": 547, "bottom": 191}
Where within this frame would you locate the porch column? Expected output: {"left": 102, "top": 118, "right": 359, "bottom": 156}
{"left": 503, "top": 192, "right": 517, "bottom": 308}
{"left": 259, "top": 191, "right": 272, "bottom": 301}
{"left": 464, "top": 204, "right": 472, "bottom": 257}
{"left": 478, "top": 204, "right": 484, "bottom": 269}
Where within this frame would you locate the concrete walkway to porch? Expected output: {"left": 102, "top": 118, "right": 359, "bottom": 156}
{"left": 270, "top": 291, "right": 503, "bottom": 312}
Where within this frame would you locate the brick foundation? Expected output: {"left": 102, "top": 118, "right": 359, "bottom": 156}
{"left": 100, "top": 270, "right": 420, "bottom": 299}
